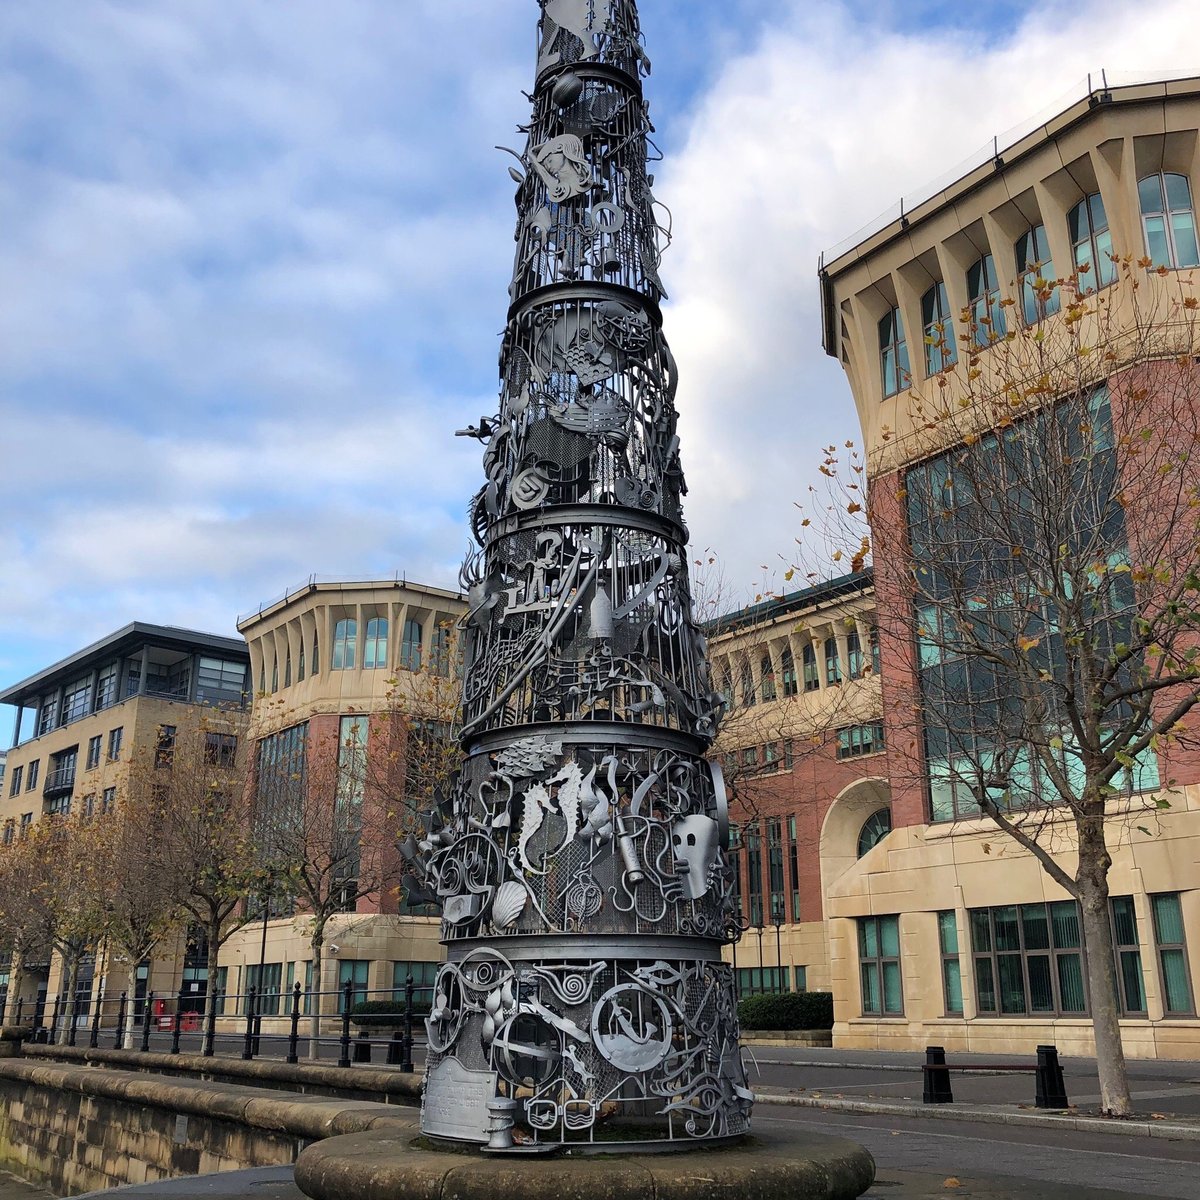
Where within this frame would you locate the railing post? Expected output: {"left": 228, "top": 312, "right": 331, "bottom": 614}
{"left": 67, "top": 987, "right": 81, "bottom": 1047}
{"left": 203, "top": 990, "right": 220, "bottom": 1058}
{"left": 113, "top": 992, "right": 127, "bottom": 1050}
{"left": 338, "top": 981, "right": 353, "bottom": 1068}
{"left": 402, "top": 975, "right": 415, "bottom": 1073}
{"left": 50, "top": 993, "right": 62, "bottom": 1044}
{"left": 286, "top": 983, "right": 301, "bottom": 1065}
{"left": 923, "top": 1045, "right": 953, "bottom": 1104}
{"left": 242, "top": 987, "right": 257, "bottom": 1060}
{"left": 89, "top": 988, "right": 103, "bottom": 1048}
{"left": 170, "top": 990, "right": 184, "bottom": 1056}
{"left": 1035, "top": 1044, "right": 1069, "bottom": 1109}
{"left": 140, "top": 992, "right": 154, "bottom": 1053}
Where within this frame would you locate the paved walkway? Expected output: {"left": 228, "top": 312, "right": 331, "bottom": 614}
{"left": 0, "top": 1172, "right": 51, "bottom": 1200}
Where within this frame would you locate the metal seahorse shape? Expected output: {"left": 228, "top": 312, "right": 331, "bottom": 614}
{"left": 518, "top": 783, "right": 551, "bottom": 874}
{"left": 549, "top": 761, "right": 583, "bottom": 846}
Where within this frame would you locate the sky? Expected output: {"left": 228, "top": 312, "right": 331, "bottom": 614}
{"left": 2, "top": 0, "right": 1199, "bottom": 687}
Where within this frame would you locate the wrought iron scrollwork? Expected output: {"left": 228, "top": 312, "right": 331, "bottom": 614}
{"left": 421, "top": 0, "right": 750, "bottom": 1151}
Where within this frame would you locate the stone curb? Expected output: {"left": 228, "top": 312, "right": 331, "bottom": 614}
{"left": 755, "top": 1089, "right": 1200, "bottom": 1140}
{"left": 20, "top": 1044, "right": 422, "bottom": 1102}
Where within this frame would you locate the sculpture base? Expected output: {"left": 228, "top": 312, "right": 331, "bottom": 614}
{"left": 294, "top": 1119, "right": 876, "bottom": 1200}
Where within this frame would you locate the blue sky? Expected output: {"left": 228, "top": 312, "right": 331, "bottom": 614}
{"left": 1, "top": 0, "right": 1197, "bottom": 688}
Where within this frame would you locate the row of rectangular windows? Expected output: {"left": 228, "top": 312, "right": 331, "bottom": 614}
{"left": 730, "top": 816, "right": 802, "bottom": 927}
{"left": 719, "top": 630, "right": 879, "bottom": 708}
{"left": 263, "top": 617, "right": 453, "bottom": 694}
{"left": 8, "top": 728, "right": 124, "bottom": 798}
{"left": 878, "top": 172, "right": 1200, "bottom": 396}
{"left": 724, "top": 719, "right": 883, "bottom": 777}
{"left": 1, "top": 789, "right": 116, "bottom": 842}
{"left": 858, "top": 894, "right": 1194, "bottom": 1018}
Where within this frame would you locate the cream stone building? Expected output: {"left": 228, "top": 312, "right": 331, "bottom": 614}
{"left": 819, "top": 76, "right": 1200, "bottom": 1058}
{"left": 222, "top": 578, "right": 467, "bottom": 1027}
{"left": 0, "top": 624, "right": 252, "bottom": 1023}
{"left": 706, "top": 574, "right": 885, "bottom": 999}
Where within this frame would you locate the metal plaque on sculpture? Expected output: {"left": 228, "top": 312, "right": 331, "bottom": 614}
{"left": 407, "top": 0, "right": 751, "bottom": 1152}
{"left": 422, "top": 1059, "right": 499, "bottom": 1143}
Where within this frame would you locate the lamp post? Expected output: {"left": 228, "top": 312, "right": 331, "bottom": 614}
{"left": 772, "top": 901, "right": 784, "bottom": 993}
{"left": 754, "top": 918, "right": 765, "bottom": 995}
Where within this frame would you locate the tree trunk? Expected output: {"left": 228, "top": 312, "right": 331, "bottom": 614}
{"left": 4, "top": 951, "right": 24, "bottom": 1026}
{"left": 57, "top": 953, "right": 80, "bottom": 1045}
{"left": 308, "top": 922, "right": 326, "bottom": 1060}
{"left": 1077, "top": 813, "right": 1133, "bottom": 1116}
{"left": 207, "top": 919, "right": 223, "bottom": 1028}
{"left": 125, "top": 962, "right": 142, "bottom": 1049}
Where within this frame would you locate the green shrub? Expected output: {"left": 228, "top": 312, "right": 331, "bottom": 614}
{"left": 737, "top": 991, "right": 834, "bottom": 1031}
{"left": 349, "top": 1000, "right": 412, "bottom": 1027}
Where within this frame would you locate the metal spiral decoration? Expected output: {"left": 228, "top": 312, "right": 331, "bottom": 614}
{"left": 405, "top": 0, "right": 752, "bottom": 1152}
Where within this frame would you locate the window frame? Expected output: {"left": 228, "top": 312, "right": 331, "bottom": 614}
{"left": 939, "top": 910, "right": 964, "bottom": 1015}
{"left": 1151, "top": 892, "right": 1195, "bottom": 1017}
{"left": 824, "top": 636, "right": 842, "bottom": 687}
{"left": 363, "top": 617, "right": 389, "bottom": 671}
{"left": 802, "top": 643, "right": 820, "bottom": 692}
{"left": 1138, "top": 171, "right": 1200, "bottom": 270}
{"left": 1110, "top": 894, "right": 1147, "bottom": 1017}
{"left": 878, "top": 305, "right": 909, "bottom": 398}
{"left": 1015, "top": 222, "right": 1060, "bottom": 324}
{"left": 331, "top": 619, "right": 357, "bottom": 672}
{"left": 858, "top": 915, "right": 903, "bottom": 1016}
{"left": 921, "top": 279, "right": 956, "bottom": 374}
{"left": 780, "top": 648, "right": 798, "bottom": 697}
{"left": 1069, "top": 191, "right": 1116, "bottom": 290}
{"left": 967, "top": 251, "right": 1006, "bottom": 345}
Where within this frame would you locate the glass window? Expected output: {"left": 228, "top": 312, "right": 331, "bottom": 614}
{"left": 26, "top": 760, "right": 39, "bottom": 791}
{"left": 61, "top": 676, "right": 90, "bottom": 725}
{"left": 8, "top": 766, "right": 22, "bottom": 797}
{"left": 780, "top": 648, "right": 798, "bottom": 697}
{"left": 337, "top": 960, "right": 370, "bottom": 1012}
{"left": 824, "top": 637, "right": 841, "bottom": 686}
{"left": 879, "top": 305, "right": 909, "bottom": 397}
{"left": 245, "top": 963, "right": 283, "bottom": 1017}
{"left": 94, "top": 662, "right": 119, "bottom": 711}
{"left": 1139, "top": 172, "right": 1199, "bottom": 269}
{"left": 760, "top": 655, "right": 776, "bottom": 702}
{"left": 86, "top": 735, "right": 102, "bottom": 770}
{"left": 970, "top": 901, "right": 1087, "bottom": 1016}
{"left": 763, "top": 742, "right": 780, "bottom": 768}
{"left": 745, "top": 823, "right": 763, "bottom": 926}
{"left": 1110, "top": 895, "right": 1146, "bottom": 1015}
{"left": 847, "top": 631, "right": 864, "bottom": 678}
{"left": 787, "top": 815, "right": 800, "bottom": 921}
{"left": 37, "top": 698, "right": 57, "bottom": 736}
{"left": 364, "top": 618, "right": 389, "bottom": 670}
{"left": 155, "top": 725, "right": 176, "bottom": 769}
{"left": 837, "top": 722, "right": 885, "bottom": 760}
{"left": 204, "top": 733, "right": 238, "bottom": 768}
{"left": 967, "top": 252, "right": 1006, "bottom": 345}
{"left": 939, "top": 911, "right": 964, "bottom": 1015}
{"left": 283, "top": 650, "right": 292, "bottom": 689}
{"left": 921, "top": 280, "right": 957, "bottom": 373}
{"left": 767, "top": 819, "right": 785, "bottom": 925}
{"left": 802, "top": 643, "right": 820, "bottom": 692}
{"left": 856, "top": 808, "right": 892, "bottom": 858}
{"left": 311, "top": 631, "right": 320, "bottom": 677}
{"left": 297, "top": 640, "right": 306, "bottom": 683}
{"left": 1152, "top": 893, "right": 1194, "bottom": 1015}
{"left": 196, "top": 657, "right": 248, "bottom": 706}
{"left": 1016, "top": 223, "right": 1060, "bottom": 323}
{"left": 401, "top": 619, "right": 423, "bottom": 672}
{"left": 735, "top": 966, "right": 787, "bottom": 997}
{"left": 431, "top": 626, "right": 452, "bottom": 677}
{"left": 101, "top": 787, "right": 115, "bottom": 814}
{"left": 859, "top": 915, "right": 903, "bottom": 1015}
{"left": 1069, "top": 191, "right": 1116, "bottom": 289}
{"left": 392, "top": 960, "right": 440, "bottom": 1002}
{"left": 332, "top": 619, "right": 357, "bottom": 671}
{"left": 740, "top": 659, "right": 755, "bottom": 708}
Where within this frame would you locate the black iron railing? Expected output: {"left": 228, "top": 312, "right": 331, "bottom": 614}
{"left": 11, "top": 977, "right": 433, "bottom": 1072}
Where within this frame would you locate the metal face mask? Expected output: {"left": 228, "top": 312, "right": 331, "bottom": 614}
{"left": 671, "top": 814, "right": 718, "bottom": 900}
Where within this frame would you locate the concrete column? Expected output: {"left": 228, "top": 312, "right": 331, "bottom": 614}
{"left": 138, "top": 645, "right": 150, "bottom": 695}
{"left": 10, "top": 704, "right": 21, "bottom": 749}
{"left": 835, "top": 629, "right": 851, "bottom": 684}
{"left": 854, "top": 617, "right": 873, "bottom": 675}
{"left": 1132, "top": 877, "right": 1164, "bottom": 1022}
{"left": 87, "top": 668, "right": 100, "bottom": 715}
{"left": 954, "top": 887, "right": 976, "bottom": 1020}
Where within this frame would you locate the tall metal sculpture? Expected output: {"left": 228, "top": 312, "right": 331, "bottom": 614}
{"left": 407, "top": 0, "right": 751, "bottom": 1152}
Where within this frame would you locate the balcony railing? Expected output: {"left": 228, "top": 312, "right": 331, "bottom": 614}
{"left": 43, "top": 766, "right": 76, "bottom": 795}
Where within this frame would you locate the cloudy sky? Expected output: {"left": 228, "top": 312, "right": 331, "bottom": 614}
{"left": 2, "top": 0, "right": 1198, "bottom": 688}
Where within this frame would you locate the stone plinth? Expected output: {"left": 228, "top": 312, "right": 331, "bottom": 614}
{"left": 294, "top": 1125, "right": 875, "bottom": 1200}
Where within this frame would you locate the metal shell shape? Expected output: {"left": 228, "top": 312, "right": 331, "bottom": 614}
{"left": 492, "top": 881, "right": 528, "bottom": 930}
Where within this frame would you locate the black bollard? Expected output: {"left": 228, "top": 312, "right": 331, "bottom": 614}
{"left": 89, "top": 989, "right": 103, "bottom": 1048}
{"left": 286, "top": 983, "right": 301, "bottom": 1066}
{"left": 141, "top": 993, "right": 154, "bottom": 1053}
{"left": 338, "top": 981, "right": 353, "bottom": 1069}
{"left": 242, "top": 987, "right": 258, "bottom": 1060}
{"left": 1035, "top": 1044, "right": 1069, "bottom": 1109}
{"left": 50, "top": 993, "right": 62, "bottom": 1044}
{"left": 354, "top": 1029, "right": 372, "bottom": 1063}
{"left": 170, "top": 990, "right": 184, "bottom": 1055}
{"left": 401, "top": 975, "right": 415, "bottom": 1073}
{"left": 923, "top": 1045, "right": 954, "bottom": 1104}
{"left": 387, "top": 1030, "right": 403, "bottom": 1066}
{"left": 203, "top": 990, "right": 220, "bottom": 1058}
{"left": 113, "top": 992, "right": 127, "bottom": 1049}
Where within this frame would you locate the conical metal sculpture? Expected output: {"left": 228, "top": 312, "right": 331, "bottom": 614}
{"left": 411, "top": 0, "right": 751, "bottom": 1152}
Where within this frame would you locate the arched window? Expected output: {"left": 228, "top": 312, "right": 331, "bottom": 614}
{"left": 1139, "top": 172, "right": 1199, "bottom": 269}
{"left": 312, "top": 630, "right": 320, "bottom": 677}
{"left": 857, "top": 809, "right": 892, "bottom": 859}
{"left": 283, "top": 650, "right": 292, "bottom": 689}
{"left": 297, "top": 641, "right": 306, "bottom": 683}
{"left": 431, "top": 626, "right": 452, "bottom": 677}
{"left": 740, "top": 659, "right": 755, "bottom": 707}
{"left": 401, "top": 619, "right": 423, "bottom": 672}
{"left": 364, "top": 617, "right": 389, "bottom": 670}
{"left": 878, "top": 305, "right": 909, "bottom": 397}
{"left": 870, "top": 626, "right": 880, "bottom": 675}
{"left": 1069, "top": 192, "right": 1115, "bottom": 289}
{"left": 270, "top": 656, "right": 278, "bottom": 693}
{"left": 719, "top": 667, "right": 732, "bottom": 707}
{"left": 760, "top": 654, "right": 776, "bottom": 702}
{"left": 332, "top": 619, "right": 356, "bottom": 671}
{"left": 802, "top": 644, "right": 820, "bottom": 692}
{"left": 780, "top": 648, "right": 798, "bottom": 697}
{"left": 847, "top": 631, "right": 864, "bottom": 679}
{"left": 1015, "top": 222, "right": 1059, "bottom": 323}
{"left": 824, "top": 636, "right": 842, "bottom": 686}
{"left": 967, "top": 253, "right": 1005, "bottom": 345}
{"left": 921, "top": 281, "right": 956, "bottom": 373}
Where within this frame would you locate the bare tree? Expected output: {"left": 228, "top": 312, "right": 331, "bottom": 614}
{"left": 123, "top": 712, "right": 258, "bottom": 1026}
{"left": 0, "top": 834, "right": 55, "bottom": 1025}
{"left": 816, "top": 257, "right": 1200, "bottom": 1115}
